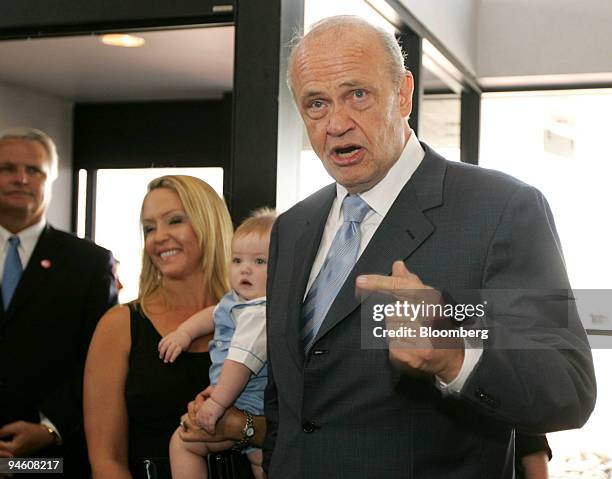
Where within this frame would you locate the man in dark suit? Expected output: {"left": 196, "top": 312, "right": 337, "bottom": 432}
{"left": 263, "top": 16, "right": 596, "bottom": 478}
{"left": 0, "top": 127, "right": 117, "bottom": 475}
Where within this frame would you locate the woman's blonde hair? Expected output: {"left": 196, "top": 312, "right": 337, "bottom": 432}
{"left": 137, "top": 175, "right": 233, "bottom": 307}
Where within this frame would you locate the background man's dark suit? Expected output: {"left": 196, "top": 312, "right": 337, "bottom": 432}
{"left": 0, "top": 225, "right": 117, "bottom": 474}
{"left": 264, "top": 146, "right": 596, "bottom": 478}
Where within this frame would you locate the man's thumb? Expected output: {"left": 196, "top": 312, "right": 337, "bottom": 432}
{"left": 391, "top": 260, "right": 411, "bottom": 277}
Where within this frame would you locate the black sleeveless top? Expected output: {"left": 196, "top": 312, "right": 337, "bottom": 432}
{"left": 125, "top": 304, "right": 211, "bottom": 478}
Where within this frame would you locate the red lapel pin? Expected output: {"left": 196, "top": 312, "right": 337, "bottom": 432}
{"left": 41, "top": 259, "right": 52, "bottom": 269}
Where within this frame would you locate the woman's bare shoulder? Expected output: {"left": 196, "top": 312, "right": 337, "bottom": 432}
{"left": 92, "top": 304, "right": 132, "bottom": 349}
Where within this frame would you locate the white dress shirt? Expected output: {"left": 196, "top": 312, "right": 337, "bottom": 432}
{"left": 0, "top": 220, "right": 46, "bottom": 281}
{"left": 304, "top": 130, "right": 482, "bottom": 394}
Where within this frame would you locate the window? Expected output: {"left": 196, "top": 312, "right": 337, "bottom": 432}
{"left": 420, "top": 93, "right": 461, "bottom": 162}
{"left": 480, "top": 89, "right": 612, "bottom": 475}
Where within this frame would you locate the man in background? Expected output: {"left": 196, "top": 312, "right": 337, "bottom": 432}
{"left": 0, "top": 127, "right": 117, "bottom": 475}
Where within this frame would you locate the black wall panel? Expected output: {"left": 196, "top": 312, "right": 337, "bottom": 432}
{"left": 74, "top": 98, "right": 231, "bottom": 170}
{"left": 0, "top": 0, "right": 233, "bottom": 38}
{"left": 228, "top": 0, "right": 281, "bottom": 222}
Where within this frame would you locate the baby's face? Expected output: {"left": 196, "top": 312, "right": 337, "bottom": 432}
{"left": 230, "top": 233, "right": 270, "bottom": 300}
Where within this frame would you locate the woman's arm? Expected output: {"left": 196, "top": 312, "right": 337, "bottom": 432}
{"left": 180, "top": 392, "right": 266, "bottom": 448}
{"left": 517, "top": 434, "right": 550, "bottom": 479}
{"left": 521, "top": 450, "right": 549, "bottom": 479}
{"left": 84, "top": 305, "right": 132, "bottom": 479}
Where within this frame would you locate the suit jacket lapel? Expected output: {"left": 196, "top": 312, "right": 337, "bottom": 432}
{"left": 5, "top": 225, "right": 64, "bottom": 319}
{"left": 285, "top": 185, "right": 336, "bottom": 367}
{"left": 313, "top": 147, "right": 447, "bottom": 344}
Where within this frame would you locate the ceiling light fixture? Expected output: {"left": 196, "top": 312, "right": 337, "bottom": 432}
{"left": 101, "top": 34, "right": 145, "bottom": 48}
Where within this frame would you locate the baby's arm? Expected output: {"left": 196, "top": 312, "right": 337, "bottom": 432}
{"left": 158, "top": 305, "right": 215, "bottom": 363}
{"left": 196, "top": 302, "right": 267, "bottom": 433}
{"left": 196, "top": 360, "right": 252, "bottom": 433}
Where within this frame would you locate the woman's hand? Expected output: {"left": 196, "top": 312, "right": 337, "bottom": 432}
{"left": 180, "top": 397, "right": 266, "bottom": 448}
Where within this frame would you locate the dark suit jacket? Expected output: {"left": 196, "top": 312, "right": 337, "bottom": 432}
{"left": 0, "top": 225, "right": 117, "bottom": 475}
{"left": 263, "top": 145, "right": 596, "bottom": 478}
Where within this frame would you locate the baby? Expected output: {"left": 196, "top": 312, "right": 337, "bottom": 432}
{"left": 160, "top": 208, "right": 276, "bottom": 479}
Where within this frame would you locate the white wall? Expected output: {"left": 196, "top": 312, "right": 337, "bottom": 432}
{"left": 0, "top": 81, "right": 73, "bottom": 230}
{"left": 477, "top": 0, "right": 612, "bottom": 78}
{"left": 397, "top": 0, "right": 612, "bottom": 81}
{"left": 399, "top": 0, "right": 479, "bottom": 75}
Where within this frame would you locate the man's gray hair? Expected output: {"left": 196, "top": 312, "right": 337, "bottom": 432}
{"left": 287, "top": 15, "right": 406, "bottom": 94}
{"left": 0, "top": 127, "right": 58, "bottom": 180}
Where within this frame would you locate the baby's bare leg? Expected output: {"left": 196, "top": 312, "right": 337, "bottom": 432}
{"left": 169, "top": 427, "right": 210, "bottom": 479}
{"left": 247, "top": 449, "right": 266, "bottom": 479}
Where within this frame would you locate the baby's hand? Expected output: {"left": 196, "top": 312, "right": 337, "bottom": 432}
{"left": 158, "top": 330, "right": 192, "bottom": 363}
{"left": 195, "top": 396, "right": 227, "bottom": 434}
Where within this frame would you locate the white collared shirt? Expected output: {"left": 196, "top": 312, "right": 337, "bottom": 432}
{"left": 0, "top": 219, "right": 46, "bottom": 281}
{"left": 304, "top": 130, "right": 481, "bottom": 394}
{"left": 227, "top": 295, "right": 267, "bottom": 375}
{"left": 305, "top": 130, "right": 425, "bottom": 293}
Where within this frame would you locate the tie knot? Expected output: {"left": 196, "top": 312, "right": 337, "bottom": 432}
{"left": 8, "top": 236, "right": 20, "bottom": 247}
{"left": 342, "top": 195, "right": 370, "bottom": 224}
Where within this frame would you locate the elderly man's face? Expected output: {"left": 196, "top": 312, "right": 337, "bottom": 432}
{"left": 291, "top": 28, "right": 413, "bottom": 193}
{"left": 0, "top": 138, "right": 52, "bottom": 227}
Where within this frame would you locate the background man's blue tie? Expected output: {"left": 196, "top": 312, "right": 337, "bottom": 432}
{"left": 3, "top": 236, "right": 23, "bottom": 310}
{"left": 301, "top": 195, "right": 371, "bottom": 352}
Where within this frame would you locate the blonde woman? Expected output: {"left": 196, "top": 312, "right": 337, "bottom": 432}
{"left": 84, "top": 175, "right": 233, "bottom": 479}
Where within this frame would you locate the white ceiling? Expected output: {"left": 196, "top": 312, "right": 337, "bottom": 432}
{"left": 0, "top": 26, "right": 235, "bottom": 102}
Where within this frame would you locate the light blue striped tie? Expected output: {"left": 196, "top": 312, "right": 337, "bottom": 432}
{"left": 3, "top": 235, "right": 23, "bottom": 310}
{"left": 301, "top": 195, "right": 370, "bottom": 352}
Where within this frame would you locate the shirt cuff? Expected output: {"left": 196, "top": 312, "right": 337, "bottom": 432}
{"left": 435, "top": 338, "right": 483, "bottom": 396}
{"left": 39, "top": 412, "right": 63, "bottom": 445}
{"left": 227, "top": 346, "right": 265, "bottom": 375}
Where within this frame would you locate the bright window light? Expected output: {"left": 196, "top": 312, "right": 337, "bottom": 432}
{"left": 420, "top": 94, "right": 461, "bottom": 162}
{"left": 480, "top": 89, "right": 612, "bottom": 289}
{"left": 76, "top": 169, "right": 87, "bottom": 238}
{"left": 299, "top": 150, "right": 333, "bottom": 201}
{"left": 480, "top": 88, "right": 612, "bottom": 475}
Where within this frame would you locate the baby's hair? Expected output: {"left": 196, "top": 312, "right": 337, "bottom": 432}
{"left": 234, "top": 207, "right": 277, "bottom": 239}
